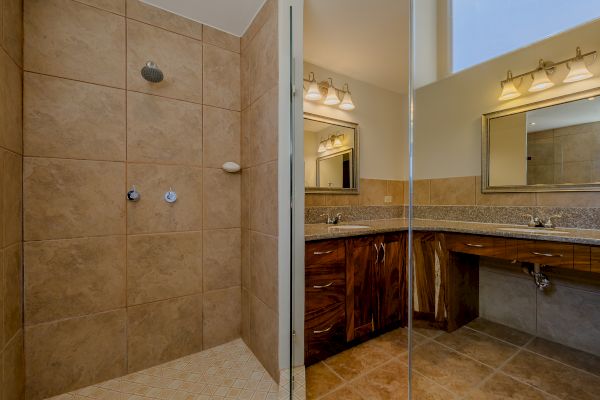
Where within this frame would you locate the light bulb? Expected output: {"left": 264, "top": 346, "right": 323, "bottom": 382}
{"left": 564, "top": 58, "right": 593, "bottom": 83}
{"left": 305, "top": 80, "right": 322, "bottom": 101}
{"left": 498, "top": 80, "right": 520, "bottom": 101}
{"left": 529, "top": 69, "right": 554, "bottom": 92}
{"left": 324, "top": 80, "right": 340, "bottom": 105}
{"left": 339, "top": 90, "right": 355, "bottom": 110}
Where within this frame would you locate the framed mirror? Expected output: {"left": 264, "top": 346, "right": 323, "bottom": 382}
{"left": 482, "top": 88, "right": 600, "bottom": 192}
{"left": 304, "top": 113, "right": 359, "bottom": 194}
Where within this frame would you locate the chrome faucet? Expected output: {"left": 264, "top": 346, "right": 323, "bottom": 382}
{"left": 322, "top": 213, "right": 343, "bottom": 224}
{"left": 523, "top": 213, "right": 561, "bottom": 228}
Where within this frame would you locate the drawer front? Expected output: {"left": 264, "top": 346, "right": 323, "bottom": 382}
{"left": 517, "top": 240, "right": 573, "bottom": 269}
{"left": 306, "top": 263, "right": 345, "bottom": 314}
{"left": 306, "top": 239, "right": 344, "bottom": 266}
{"left": 591, "top": 247, "right": 600, "bottom": 274}
{"left": 574, "top": 245, "right": 591, "bottom": 272}
{"left": 305, "top": 303, "right": 346, "bottom": 365}
{"left": 446, "top": 234, "right": 506, "bottom": 258}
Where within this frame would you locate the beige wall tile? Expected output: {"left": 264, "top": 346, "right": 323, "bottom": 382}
{"left": 203, "top": 25, "right": 240, "bottom": 53}
{"left": 3, "top": 331, "right": 24, "bottom": 400}
{"left": 409, "top": 179, "right": 431, "bottom": 205}
{"left": 2, "top": 0, "right": 23, "bottom": 66}
{"left": 202, "top": 287, "right": 241, "bottom": 349}
{"left": 305, "top": 194, "right": 326, "bottom": 207}
{"left": 242, "top": 10, "right": 277, "bottom": 105}
{"left": 430, "top": 176, "right": 476, "bottom": 206}
{"left": 203, "top": 44, "right": 241, "bottom": 111}
{"left": 76, "top": 0, "right": 125, "bottom": 15}
{"left": 247, "top": 85, "right": 278, "bottom": 166}
{"left": 24, "top": 236, "right": 126, "bottom": 325}
{"left": 241, "top": 0, "right": 276, "bottom": 51}
{"left": 24, "top": 0, "right": 126, "bottom": 88}
{"left": 127, "top": 294, "right": 202, "bottom": 372}
{"left": 475, "top": 176, "right": 536, "bottom": 206}
{"left": 25, "top": 310, "right": 127, "bottom": 400}
{"left": 127, "top": 232, "right": 202, "bottom": 305}
{"left": 249, "top": 162, "right": 277, "bottom": 235}
{"left": 386, "top": 180, "right": 403, "bottom": 206}
{"left": 249, "top": 294, "right": 278, "bottom": 380}
{"left": 0, "top": 48, "right": 22, "bottom": 154}
{"left": 241, "top": 288, "right": 251, "bottom": 346}
{"left": 203, "top": 229, "right": 241, "bottom": 292}
{"left": 241, "top": 170, "right": 251, "bottom": 229}
{"left": 125, "top": 0, "right": 202, "bottom": 40}
{"left": 241, "top": 107, "right": 251, "bottom": 167}
{"left": 359, "top": 179, "right": 387, "bottom": 206}
{"left": 3, "top": 243, "right": 21, "bottom": 346}
{"left": 127, "top": 20, "right": 202, "bottom": 103}
{"left": 127, "top": 92, "right": 202, "bottom": 165}
{"left": 24, "top": 73, "right": 126, "bottom": 161}
{"left": 240, "top": 45, "right": 250, "bottom": 111}
{"left": 127, "top": 163, "right": 202, "bottom": 234}
{"left": 326, "top": 194, "right": 359, "bottom": 207}
{"left": 3, "top": 150, "right": 22, "bottom": 246}
{"left": 241, "top": 229, "right": 250, "bottom": 289}
{"left": 203, "top": 168, "right": 240, "bottom": 229}
{"left": 536, "top": 191, "right": 600, "bottom": 208}
{"left": 203, "top": 106, "right": 240, "bottom": 168}
{"left": 250, "top": 231, "right": 277, "bottom": 311}
{"left": 24, "top": 158, "right": 125, "bottom": 240}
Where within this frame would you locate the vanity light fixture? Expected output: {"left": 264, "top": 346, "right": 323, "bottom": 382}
{"left": 317, "top": 134, "right": 345, "bottom": 153}
{"left": 498, "top": 46, "right": 597, "bottom": 100}
{"left": 317, "top": 141, "right": 326, "bottom": 153}
{"left": 303, "top": 73, "right": 356, "bottom": 110}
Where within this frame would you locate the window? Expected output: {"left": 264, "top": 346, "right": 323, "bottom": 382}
{"left": 452, "top": 0, "right": 600, "bottom": 73}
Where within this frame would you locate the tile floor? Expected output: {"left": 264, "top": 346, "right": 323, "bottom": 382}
{"left": 46, "top": 339, "right": 285, "bottom": 400}
{"left": 306, "top": 318, "right": 600, "bottom": 400}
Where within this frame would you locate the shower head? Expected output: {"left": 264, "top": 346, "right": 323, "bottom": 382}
{"left": 141, "top": 61, "right": 164, "bottom": 83}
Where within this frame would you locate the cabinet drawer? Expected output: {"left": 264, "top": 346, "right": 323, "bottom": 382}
{"left": 446, "top": 234, "right": 506, "bottom": 258}
{"left": 306, "top": 239, "right": 344, "bottom": 265}
{"left": 591, "top": 247, "right": 600, "bottom": 274}
{"left": 306, "top": 263, "right": 345, "bottom": 314}
{"left": 517, "top": 240, "right": 573, "bottom": 269}
{"left": 305, "top": 303, "right": 346, "bottom": 365}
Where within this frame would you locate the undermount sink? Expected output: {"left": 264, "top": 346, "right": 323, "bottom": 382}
{"left": 328, "top": 224, "right": 371, "bottom": 230}
{"left": 497, "top": 227, "right": 571, "bottom": 235}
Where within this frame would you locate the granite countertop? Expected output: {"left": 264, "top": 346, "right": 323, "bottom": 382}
{"left": 305, "top": 218, "right": 600, "bottom": 245}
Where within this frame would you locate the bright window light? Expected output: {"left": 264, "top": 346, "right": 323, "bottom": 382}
{"left": 452, "top": 0, "right": 600, "bottom": 73}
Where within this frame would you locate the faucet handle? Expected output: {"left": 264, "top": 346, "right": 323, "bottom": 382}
{"left": 320, "top": 213, "right": 333, "bottom": 224}
{"left": 544, "top": 214, "right": 562, "bottom": 229}
{"left": 522, "top": 214, "right": 535, "bottom": 227}
{"left": 335, "top": 213, "right": 343, "bottom": 223}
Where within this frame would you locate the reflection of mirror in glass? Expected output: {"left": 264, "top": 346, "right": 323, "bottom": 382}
{"left": 304, "top": 115, "right": 358, "bottom": 192}
{"left": 485, "top": 93, "right": 600, "bottom": 191}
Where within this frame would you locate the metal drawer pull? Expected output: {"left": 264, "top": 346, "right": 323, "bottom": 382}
{"left": 313, "top": 250, "right": 334, "bottom": 255}
{"left": 531, "top": 251, "right": 563, "bottom": 258}
{"left": 313, "top": 282, "right": 334, "bottom": 289}
{"left": 374, "top": 243, "right": 379, "bottom": 263}
{"left": 465, "top": 243, "right": 484, "bottom": 248}
{"left": 313, "top": 325, "right": 333, "bottom": 334}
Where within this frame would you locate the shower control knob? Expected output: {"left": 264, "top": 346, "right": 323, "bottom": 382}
{"left": 127, "top": 186, "right": 140, "bottom": 202}
{"left": 164, "top": 188, "right": 177, "bottom": 203}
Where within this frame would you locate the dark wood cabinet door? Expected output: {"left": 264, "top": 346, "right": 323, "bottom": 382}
{"left": 346, "top": 236, "right": 377, "bottom": 341}
{"left": 377, "top": 233, "right": 406, "bottom": 330}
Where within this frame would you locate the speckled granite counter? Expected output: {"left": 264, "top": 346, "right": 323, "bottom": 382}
{"left": 305, "top": 218, "right": 600, "bottom": 245}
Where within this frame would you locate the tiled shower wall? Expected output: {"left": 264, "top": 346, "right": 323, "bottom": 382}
{"left": 23, "top": 0, "right": 242, "bottom": 398}
{"left": 240, "top": 0, "right": 280, "bottom": 381}
{"left": 1, "top": 0, "right": 25, "bottom": 398}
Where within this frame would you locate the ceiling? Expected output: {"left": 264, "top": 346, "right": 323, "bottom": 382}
{"left": 527, "top": 96, "right": 600, "bottom": 132}
{"left": 304, "top": 0, "right": 410, "bottom": 94}
{"left": 141, "top": 0, "right": 266, "bottom": 37}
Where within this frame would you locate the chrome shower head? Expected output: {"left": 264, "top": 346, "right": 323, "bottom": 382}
{"left": 141, "top": 61, "right": 164, "bottom": 83}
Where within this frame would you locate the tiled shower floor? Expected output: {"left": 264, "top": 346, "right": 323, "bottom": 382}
{"left": 307, "top": 318, "right": 600, "bottom": 400}
{"left": 47, "top": 339, "right": 288, "bottom": 400}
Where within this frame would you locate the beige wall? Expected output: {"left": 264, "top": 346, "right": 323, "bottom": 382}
{"left": 304, "top": 62, "right": 408, "bottom": 181}
{"left": 23, "top": 0, "right": 242, "bottom": 397}
{"left": 415, "top": 19, "right": 600, "bottom": 181}
{"left": 489, "top": 112, "right": 527, "bottom": 186}
{"left": 1, "top": 0, "right": 24, "bottom": 398}
{"left": 240, "top": 0, "right": 280, "bottom": 381}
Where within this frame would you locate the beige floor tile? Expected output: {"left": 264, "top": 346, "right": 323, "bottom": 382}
{"left": 467, "top": 318, "right": 533, "bottom": 346}
{"left": 525, "top": 337, "right": 600, "bottom": 377}
{"left": 323, "top": 341, "right": 392, "bottom": 381}
{"left": 305, "top": 362, "right": 343, "bottom": 399}
{"left": 319, "top": 385, "right": 363, "bottom": 400}
{"left": 463, "top": 373, "right": 555, "bottom": 400}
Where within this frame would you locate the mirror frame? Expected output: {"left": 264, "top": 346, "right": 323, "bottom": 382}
{"left": 304, "top": 113, "right": 360, "bottom": 194}
{"left": 481, "top": 87, "right": 600, "bottom": 193}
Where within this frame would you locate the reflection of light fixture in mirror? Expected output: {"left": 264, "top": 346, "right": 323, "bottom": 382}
{"left": 564, "top": 47, "right": 594, "bottom": 83}
{"left": 498, "top": 71, "right": 521, "bottom": 101}
{"left": 529, "top": 60, "right": 554, "bottom": 92}
{"left": 305, "top": 72, "right": 322, "bottom": 101}
{"left": 317, "top": 140, "right": 326, "bottom": 153}
{"left": 324, "top": 78, "right": 340, "bottom": 105}
{"left": 333, "top": 134, "right": 343, "bottom": 147}
{"left": 339, "top": 84, "right": 356, "bottom": 110}
{"left": 325, "top": 139, "right": 334, "bottom": 150}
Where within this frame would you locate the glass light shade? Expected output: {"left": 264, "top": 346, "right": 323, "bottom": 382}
{"left": 529, "top": 69, "right": 554, "bottom": 92}
{"left": 498, "top": 80, "right": 520, "bottom": 101}
{"left": 333, "top": 135, "right": 343, "bottom": 147}
{"left": 324, "top": 85, "right": 340, "bottom": 105}
{"left": 305, "top": 80, "right": 322, "bottom": 101}
{"left": 325, "top": 139, "right": 334, "bottom": 150}
{"left": 339, "top": 91, "right": 355, "bottom": 110}
{"left": 317, "top": 141, "right": 326, "bottom": 153}
{"left": 563, "top": 58, "right": 593, "bottom": 83}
